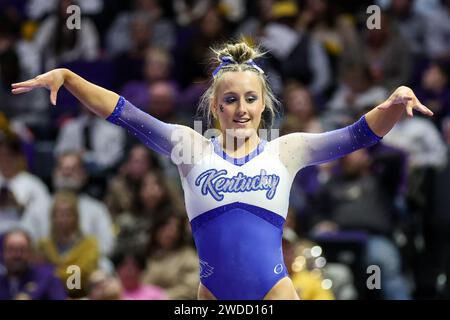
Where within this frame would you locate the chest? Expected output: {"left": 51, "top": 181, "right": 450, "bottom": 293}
{"left": 181, "top": 152, "right": 293, "bottom": 220}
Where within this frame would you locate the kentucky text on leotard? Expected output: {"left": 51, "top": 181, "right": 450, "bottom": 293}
{"left": 107, "top": 96, "right": 382, "bottom": 299}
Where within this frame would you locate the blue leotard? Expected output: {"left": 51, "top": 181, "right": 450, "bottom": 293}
{"left": 107, "top": 96, "right": 382, "bottom": 299}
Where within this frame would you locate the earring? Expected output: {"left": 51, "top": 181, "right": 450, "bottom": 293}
{"left": 219, "top": 104, "right": 224, "bottom": 112}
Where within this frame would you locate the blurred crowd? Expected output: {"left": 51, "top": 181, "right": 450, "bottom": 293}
{"left": 1, "top": 0, "right": 450, "bottom": 300}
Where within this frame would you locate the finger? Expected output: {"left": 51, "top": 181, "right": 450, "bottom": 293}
{"left": 50, "top": 88, "right": 58, "bottom": 106}
{"left": 11, "top": 79, "right": 39, "bottom": 89}
{"left": 406, "top": 104, "right": 414, "bottom": 117}
{"left": 415, "top": 103, "right": 434, "bottom": 116}
{"left": 11, "top": 87, "right": 34, "bottom": 94}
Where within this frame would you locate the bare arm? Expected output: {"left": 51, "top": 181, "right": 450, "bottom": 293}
{"left": 365, "top": 86, "right": 433, "bottom": 137}
{"left": 11, "top": 68, "right": 208, "bottom": 161}
{"left": 11, "top": 68, "right": 118, "bottom": 118}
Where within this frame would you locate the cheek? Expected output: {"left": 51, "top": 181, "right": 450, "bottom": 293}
{"left": 251, "top": 102, "right": 265, "bottom": 119}
{"left": 217, "top": 106, "right": 234, "bottom": 122}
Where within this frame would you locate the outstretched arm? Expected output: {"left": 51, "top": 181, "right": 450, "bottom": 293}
{"left": 364, "top": 86, "right": 433, "bottom": 137}
{"left": 12, "top": 68, "right": 118, "bottom": 117}
{"left": 277, "top": 86, "right": 433, "bottom": 174}
{"left": 11, "top": 68, "right": 200, "bottom": 158}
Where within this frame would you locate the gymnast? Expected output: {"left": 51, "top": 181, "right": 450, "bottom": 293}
{"left": 11, "top": 41, "right": 433, "bottom": 300}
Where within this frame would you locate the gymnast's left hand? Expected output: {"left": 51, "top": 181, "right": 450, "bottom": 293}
{"left": 10, "top": 69, "right": 65, "bottom": 106}
{"left": 376, "top": 86, "right": 434, "bottom": 117}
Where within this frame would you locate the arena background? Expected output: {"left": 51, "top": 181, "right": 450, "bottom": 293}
{"left": 0, "top": 0, "right": 449, "bottom": 300}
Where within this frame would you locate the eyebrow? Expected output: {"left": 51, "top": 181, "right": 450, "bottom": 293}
{"left": 223, "top": 91, "right": 259, "bottom": 95}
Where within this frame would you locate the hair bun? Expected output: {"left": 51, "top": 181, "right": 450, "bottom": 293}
{"left": 213, "top": 41, "right": 264, "bottom": 65}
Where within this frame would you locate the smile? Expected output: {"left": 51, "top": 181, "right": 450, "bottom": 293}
{"left": 233, "top": 119, "right": 250, "bottom": 123}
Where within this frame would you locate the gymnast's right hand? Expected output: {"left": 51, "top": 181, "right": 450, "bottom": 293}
{"left": 11, "top": 68, "right": 65, "bottom": 106}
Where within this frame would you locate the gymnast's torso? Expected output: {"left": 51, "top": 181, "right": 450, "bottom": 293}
{"left": 180, "top": 137, "right": 293, "bottom": 299}
{"left": 107, "top": 96, "right": 382, "bottom": 300}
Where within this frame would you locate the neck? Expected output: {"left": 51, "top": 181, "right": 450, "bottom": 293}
{"left": 56, "top": 231, "right": 78, "bottom": 246}
{"left": 220, "top": 133, "right": 260, "bottom": 158}
{"left": 1, "top": 167, "right": 20, "bottom": 179}
{"left": 124, "top": 280, "right": 140, "bottom": 291}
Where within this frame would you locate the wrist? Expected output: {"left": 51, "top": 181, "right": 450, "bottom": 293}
{"left": 59, "top": 68, "right": 71, "bottom": 83}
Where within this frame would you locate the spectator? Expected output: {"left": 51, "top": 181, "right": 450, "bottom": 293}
{"left": 308, "top": 148, "right": 411, "bottom": 299}
{"left": 37, "top": 191, "right": 99, "bottom": 299}
{"left": 387, "top": 0, "right": 427, "bottom": 57}
{"left": 0, "top": 12, "right": 47, "bottom": 127}
{"left": 22, "top": 152, "right": 115, "bottom": 258}
{"left": 111, "top": 12, "right": 154, "bottom": 90}
{"left": 382, "top": 112, "right": 447, "bottom": 170}
{"left": 0, "top": 229, "right": 67, "bottom": 300}
{"left": 114, "top": 170, "right": 183, "bottom": 256}
{"left": 112, "top": 250, "right": 168, "bottom": 300}
{"left": 86, "top": 269, "right": 122, "bottom": 300}
{"left": 174, "top": 6, "right": 230, "bottom": 88}
{"left": 259, "top": 2, "right": 332, "bottom": 96}
{"left": 173, "top": 0, "right": 211, "bottom": 27}
{"left": 327, "top": 64, "right": 388, "bottom": 117}
{"left": 340, "top": 12, "right": 412, "bottom": 91}
{"left": 120, "top": 46, "right": 177, "bottom": 110}
{"left": 143, "top": 209, "right": 199, "bottom": 300}
{"left": 33, "top": 0, "right": 100, "bottom": 72}
{"left": 0, "top": 134, "right": 51, "bottom": 239}
{"left": 283, "top": 83, "right": 324, "bottom": 132}
{"left": 106, "top": 0, "right": 175, "bottom": 57}
{"left": 0, "top": 184, "right": 23, "bottom": 236}
{"left": 297, "top": 0, "right": 360, "bottom": 84}
{"left": 413, "top": 117, "right": 450, "bottom": 298}
{"left": 414, "top": 61, "right": 450, "bottom": 129}
{"left": 104, "top": 145, "right": 155, "bottom": 217}
{"left": 424, "top": 0, "right": 450, "bottom": 60}
{"left": 54, "top": 107, "right": 126, "bottom": 175}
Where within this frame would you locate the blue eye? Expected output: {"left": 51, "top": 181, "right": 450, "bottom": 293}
{"left": 247, "top": 96, "right": 257, "bottom": 103}
{"left": 224, "top": 97, "right": 237, "bottom": 104}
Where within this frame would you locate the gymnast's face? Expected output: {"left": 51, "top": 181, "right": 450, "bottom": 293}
{"left": 214, "top": 71, "right": 265, "bottom": 139}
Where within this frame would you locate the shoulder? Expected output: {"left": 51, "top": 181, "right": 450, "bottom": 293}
{"left": 267, "top": 132, "right": 307, "bottom": 148}
{"left": 30, "top": 264, "right": 60, "bottom": 281}
{"left": 172, "top": 124, "right": 209, "bottom": 144}
{"left": 80, "top": 235, "right": 99, "bottom": 247}
{"left": 79, "top": 194, "right": 109, "bottom": 213}
{"left": 14, "top": 172, "right": 50, "bottom": 193}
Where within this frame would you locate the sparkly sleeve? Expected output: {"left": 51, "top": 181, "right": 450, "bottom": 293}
{"left": 301, "top": 115, "right": 382, "bottom": 167}
{"left": 106, "top": 96, "right": 179, "bottom": 157}
{"left": 276, "top": 115, "right": 383, "bottom": 174}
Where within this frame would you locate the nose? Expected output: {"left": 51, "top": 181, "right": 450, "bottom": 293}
{"left": 236, "top": 97, "right": 248, "bottom": 115}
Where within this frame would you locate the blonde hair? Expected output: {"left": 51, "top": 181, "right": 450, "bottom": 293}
{"left": 50, "top": 191, "right": 81, "bottom": 239}
{"left": 197, "top": 41, "right": 280, "bottom": 130}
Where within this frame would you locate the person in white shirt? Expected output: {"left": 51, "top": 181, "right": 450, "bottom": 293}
{"left": 0, "top": 134, "right": 51, "bottom": 238}
{"left": 40, "top": 152, "right": 115, "bottom": 256}
{"left": 382, "top": 114, "right": 448, "bottom": 169}
{"left": 55, "top": 108, "right": 125, "bottom": 174}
